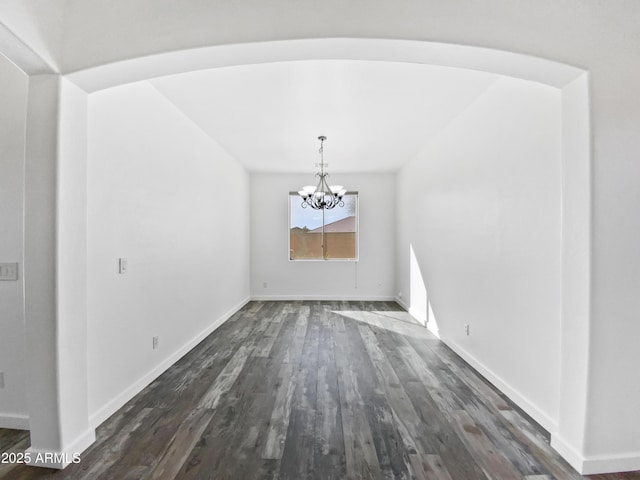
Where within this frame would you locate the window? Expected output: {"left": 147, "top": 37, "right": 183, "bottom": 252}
{"left": 289, "top": 192, "right": 358, "bottom": 261}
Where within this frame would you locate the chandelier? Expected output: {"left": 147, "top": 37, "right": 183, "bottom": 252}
{"left": 298, "top": 136, "right": 347, "bottom": 210}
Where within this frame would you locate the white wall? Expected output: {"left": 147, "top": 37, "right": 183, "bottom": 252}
{"left": 552, "top": 73, "right": 592, "bottom": 467}
{"left": 585, "top": 64, "right": 640, "bottom": 470}
{"left": 55, "top": 77, "right": 93, "bottom": 454}
{"left": 3, "top": 2, "right": 640, "bottom": 473}
{"left": 87, "top": 82, "right": 250, "bottom": 425}
{"left": 251, "top": 172, "right": 395, "bottom": 300}
{"left": 0, "top": 53, "right": 28, "bottom": 429}
{"left": 22, "top": 74, "right": 94, "bottom": 464}
{"left": 396, "top": 77, "right": 562, "bottom": 431}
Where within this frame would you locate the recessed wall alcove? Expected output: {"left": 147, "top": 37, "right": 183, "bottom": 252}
{"left": 6, "top": 37, "right": 593, "bottom": 472}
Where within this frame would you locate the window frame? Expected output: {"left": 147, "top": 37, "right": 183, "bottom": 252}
{"left": 288, "top": 191, "right": 359, "bottom": 262}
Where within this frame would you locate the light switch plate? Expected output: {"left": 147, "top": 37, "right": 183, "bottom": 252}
{"left": 118, "top": 258, "right": 128, "bottom": 274}
{"left": 0, "top": 263, "right": 19, "bottom": 281}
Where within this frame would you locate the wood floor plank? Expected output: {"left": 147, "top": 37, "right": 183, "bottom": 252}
{"left": 338, "top": 313, "right": 412, "bottom": 480}
{"left": 3, "top": 301, "right": 637, "bottom": 480}
{"left": 246, "top": 300, "right": 267, "bottom": 316}
{"left": 64, "top": 407, "right": 159, "bottom": 480}
{"left": 263, "top": 312, "right": 310, "bottom": 460}
{"left": 176, "top": 365, "right": 281, "bottom": 478}
{"left": 262, "top": 363, "right": 297, "bottom": 460}
{"left": 0, "top": 433, "right": 30, "bottom": 479}
{"left": 253, "top": 312, "right": 285, "bottom": 358}
{"left": 452, "top": 409, "right": 522, "bottom": 480}
{"left": 279, "top": 310, "right": 320, "bottom": 480}
{"left": 142, "top": 408, "right": 214, "bottom": 480}
{"left": 333, "top": 318, "right": 384, "bottom": 480}
{"left": 196, "top": 312, "right": 300, "bottom": 480}
{"left": 403, "top": 335, "right": 546, "bottom": 477}
{"left": 375, "top": 331, "right": 488, "bottom": 480}
{"left": 282, "top": 310, "right": 309, "bottom": 365}
{"left": 409, "top": 454, "right": 455, "bottom": 480}
{"left": 462, "top": 397, "right": 548, "bottom": 476}
{"left": 214, "top": 352, "right": 291, "bottom": 478}
{"left": 313, "top": 313, "right": 346, "bottom": 480}
{"left": 213, "top": 389, "right": 279, "bottom": 479}
{"left": 197, "top": 343, "right": 253, "bottom": 410}
{"left": 500, "top": 409, "right": 584, "bottom": 480}
{"left": 357, "top": 324, "right": 436, "bottom": 455}
{"left": 431, "top": 343, "right": 512, "bottom": 412}
{"left": 0, "top": 429, "right": 27, "bottom": 454}
{"left": 402, "top": 335, "right": 466, "bottom": 414}
{"left": 106, "top": 465, "right": 150, "bottom": 480}
{"left": 391, "top": 334, "right": 443, "bottom": 389}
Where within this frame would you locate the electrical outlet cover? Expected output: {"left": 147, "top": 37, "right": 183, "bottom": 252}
{"left": 0, "top": 263, "right": 19, "bottom": 281}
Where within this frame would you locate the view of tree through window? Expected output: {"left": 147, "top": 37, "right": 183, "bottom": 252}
{"left": 289, "top": 193, "right": 358, "bottom": 260}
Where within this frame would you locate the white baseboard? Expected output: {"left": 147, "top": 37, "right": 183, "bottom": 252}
{"left": 581, "top": 451, "right": 640, "bottom": 475}
{"left": 550, "top": 434, "right": 586, "bottom": 473}
{"left": 395, "top": 296, "right": 409, "bottom": 311}
{"left": 26, "top": 428, "right": 95, "bottom": 469}
{"left": 0, "top": 413, "right": 29, "bottom": 430}
{"left": 551, "top": 434, "right": 640, "bottom": 475}
{"left": 439, "top": 334, "right": 558, "bottom": 434}
{"left": 250, "top": 294, "right": 398, "bottom": 302}
{"left": 89, "top": 296, "right": 250, "bottom": 429}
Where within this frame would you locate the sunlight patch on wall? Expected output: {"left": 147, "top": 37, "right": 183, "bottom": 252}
{"left": 409, "top": 244, "right": 427, "bottom": 325}
{"left": 409, "top": 244, "right": 440, "bottom": 337}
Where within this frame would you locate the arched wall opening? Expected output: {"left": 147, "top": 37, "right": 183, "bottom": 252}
{"left": 5, "top": 38, "right": 591, "bottom": 472}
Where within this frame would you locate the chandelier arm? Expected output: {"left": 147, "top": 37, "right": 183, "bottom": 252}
{"left": 316, "top": 175, "right": 324, "bottom": 206}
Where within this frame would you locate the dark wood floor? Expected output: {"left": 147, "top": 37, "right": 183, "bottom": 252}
{"left": 1, "top": 301, "right": 639, "bottom": 479}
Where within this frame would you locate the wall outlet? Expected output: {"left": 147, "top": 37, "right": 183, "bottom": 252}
{"left": 398, "top": 292, "right": 403, "bottom": 298}
{"left": 0, "top": 372, "right": 5, "bottom": 389}
{"left": 0, "top": 263, "right": 19, "bottom": 281}
{"left": 263, "top": 282, "right": 268, "bottom": 288}
{"left": 118, "top": 258, "right": 128, "bottom": 274}
{"left": 464, "top": 324, "right": 470, "bottom": 336}
{"left": 152, "top": 336, "right": 159, "bottom": 349}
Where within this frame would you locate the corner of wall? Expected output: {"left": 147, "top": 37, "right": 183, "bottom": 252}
{"left": 394, "top": 296, "right": 409, "bottom": 312}
{"left": 550, "top": 433, "right": 586, "bottom": 473}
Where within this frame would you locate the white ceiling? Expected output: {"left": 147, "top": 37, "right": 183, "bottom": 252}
{"left": 150, "top": 60, "right": 499, "bottom": 173}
